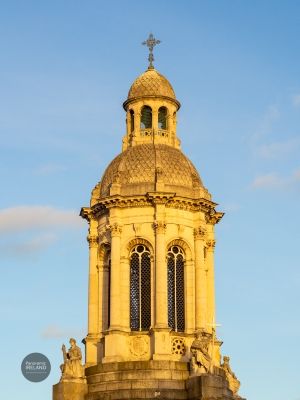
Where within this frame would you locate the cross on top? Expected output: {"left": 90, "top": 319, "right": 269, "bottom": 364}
{"left": 142, "top": 33, "right": 161, "bottom": 69}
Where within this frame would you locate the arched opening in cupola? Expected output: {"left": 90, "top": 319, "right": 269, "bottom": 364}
{"left": 158, "top": 106, "right": 168, "bottom": 129}
{"left": 140, "top": 106, "right": 152, "bottom": 129}
{"left": 130, "top": 109, "right": 134, "bottom": 132}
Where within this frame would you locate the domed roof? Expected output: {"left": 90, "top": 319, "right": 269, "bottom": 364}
{"left": 98, "top": 144, "right": 203, "bottom": 198}
{"left": 127, "top": 68, "right": 176, "bottom": 101}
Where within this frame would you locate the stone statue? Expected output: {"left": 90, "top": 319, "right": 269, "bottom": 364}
{"left": 190, "top": 330, "right": 212, "bottom": 374}
{"left": 60, "top": 338, "right": 85, "bottom": 382}
{"left": 221, "top": 356, "right": 240, "bottom": 395}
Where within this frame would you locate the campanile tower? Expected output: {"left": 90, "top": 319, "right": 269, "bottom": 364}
{"left": 54, "top": 34, "right": 244, "bottom": 400}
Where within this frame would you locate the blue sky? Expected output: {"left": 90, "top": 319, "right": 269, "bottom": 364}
{"left": 1, "top": 1, "right": 300, "bottom": 399}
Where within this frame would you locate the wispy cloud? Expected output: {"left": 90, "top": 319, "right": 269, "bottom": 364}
{"left": 252, "top": 105, "right": 280, "bottom": 142}
{"left": 0, "top": 206, "right": 83, "bottom": 234}
{"left": 41, "top": 324, "right": 85, "bottom": 340}
{"left": 251, "top": 169, "right": 300, "bottom": 189}
{"left": 34, "top": 163, "right": 67, "bottom": 175}
{"left": 292, "top": 94, "right": 300, "bottom": 108}
{"left": 1, "top": 233, "right": 57, "bottom": 257}
{"left": 256, "top": 137, "right": 300, "bottom": 159}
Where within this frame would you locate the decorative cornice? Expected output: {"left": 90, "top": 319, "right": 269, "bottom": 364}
{"left": 206, "top": 211, "right": 224, "bottom": 225}
{"left": 153, "top": 220, "right": 166, "bottom": 234}
{"left": 194, "top": 226, "right": 206, "bottom": 240}
{"left": 147, "top": 192, "right": 175, "bottom": 205}
{"left": 90, "top": 194, "right": 222, "bottom": 222}
{"left": 80, "top": 207, "right": 93, "bottom": 221}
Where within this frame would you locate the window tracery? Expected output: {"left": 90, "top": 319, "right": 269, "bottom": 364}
{"left": 167, "top": 245, "right": 185, "bottom": 332}
{"left": 130, "top": 244, "right": 151, "bottom": 331}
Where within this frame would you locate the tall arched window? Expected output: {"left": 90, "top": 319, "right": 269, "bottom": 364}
{"left": 167, "top": 245, "right": 185, "bottom": 332}
{"left": 130, "top": 244, "right": 151, "bottom": 331}
{"left": 158, "top": 107, "right": 167, "bottom": 129}
{"left": 130, "top": 109, "right": 134, "bottom": 132}
{"left": 140, "top": 106, "right": 152, "bottom": 129}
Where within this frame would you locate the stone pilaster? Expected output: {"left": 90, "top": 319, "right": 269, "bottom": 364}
{"left": 194, "top": 226, "right": 207, "bottom": 331}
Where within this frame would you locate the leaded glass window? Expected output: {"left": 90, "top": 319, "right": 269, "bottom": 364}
{"left": 130, "top": 244, "right": 151, "bottom": 331}
{"left": 167, "top": 245, "right": 185, "bottom": 332}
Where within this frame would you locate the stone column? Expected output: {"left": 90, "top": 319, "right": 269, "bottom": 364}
{"left": 194, "top": 226, "right": 207, "bottom": 331}
{"left": 185, "top": 259, "right": 195, "bottom": 333}
{"left": 120, "top": 255, "right": 130, "bottom": 331}
{"left": 108, "top": 223, "right": 122, "bottom": 330}
{"left": 152, "top": 107, "right": 158, "bottom": 136}
{"left": 206, "top": 239, "right": 216, "bottom": 332}
{"left": 85, "top": 217, "right": 99, "bottom": 364}
{"left": 153, "top": 220, "right": 168, "bottom": 329}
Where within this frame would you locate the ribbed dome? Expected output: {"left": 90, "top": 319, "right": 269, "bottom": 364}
{"left": 127, "top": 69, "right": 176, "bottom": 101}
{"left": 99, "top": 144, "right": 203, "bottom": 198}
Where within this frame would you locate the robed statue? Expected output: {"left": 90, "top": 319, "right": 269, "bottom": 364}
{"left": 60, "top": 338, "right": 85, "bottom": 381}
{"left": 190, "top": 330, "right": 212, "bottom": 374}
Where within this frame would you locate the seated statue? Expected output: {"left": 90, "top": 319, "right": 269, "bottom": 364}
{"left": 60, "top": 338, "right": 85, "bottom": 382}
{"left": 221, "top": 355, "right": 240, "bottom": 395}
{"left": 190, "top": 330, "right": 212, "bottom": 374}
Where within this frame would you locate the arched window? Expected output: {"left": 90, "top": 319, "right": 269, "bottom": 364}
{"left": 140, "top": 106, "right": 152, "bottom": 129}
{"left": 158, "top": 107, "right": 167, "bottom": 129}
{"left": 167, "top": 245, "right": 185, "bottom": 332}
{"left": 130, "top": 109, "right": 134, "bottom": 132}
{"left": 130, "top": 244, "right": 151, "bottom": 331}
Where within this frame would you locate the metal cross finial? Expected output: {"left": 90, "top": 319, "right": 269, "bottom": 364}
{"left": 142, "top": 33, "right": 161, "bottom": 69}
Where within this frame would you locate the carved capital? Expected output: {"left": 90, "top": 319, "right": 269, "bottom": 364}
{"left": 206, "top": 239, "right": 216, "bottom": 250}
{"left": 153, "top": 220, "right": 166, "bottom": 234}
{"left": 194, "top": 226, "right": 206, "bottom": 240}
{"left": 106, "top": 223, "right": 122, "bottom": 237}
{"left": 87, "top": 235, "right": 98, "bottom": 248}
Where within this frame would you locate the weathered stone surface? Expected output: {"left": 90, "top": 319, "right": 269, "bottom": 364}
{"left": 82, "top": 361, "right": 244, "bottom": 400}
{"left": 53, "top": 381, "right": 88, "bottom": 400}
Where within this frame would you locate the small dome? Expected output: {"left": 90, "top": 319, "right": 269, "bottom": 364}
{"left": 127, "top": 69, "right": 176, "bottom": 101}
{"left": 98, "top": 144, "right": 203, "bottom": 199}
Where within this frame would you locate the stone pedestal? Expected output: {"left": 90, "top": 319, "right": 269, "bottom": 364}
{"left": 53, "top": 381, "right": 88, "bottom": 400}
{"left": 187, "top": 368, "right": 244, "bottom": 400}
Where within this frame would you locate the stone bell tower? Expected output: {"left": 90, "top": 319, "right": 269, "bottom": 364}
{"left": 53, "top": 34, "right": 245, "bottom": 400}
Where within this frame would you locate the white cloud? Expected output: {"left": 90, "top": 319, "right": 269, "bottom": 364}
{"left": 41, "top": 325, "right": 85, "bottom": 339}
{"left": 0, "top": 206, "right": 83, "bottom": 233}
{"left": 256, "top": 137, "right": 300, "bottom": 159}
{"left": 292, "top": 94, "right": 300, "bottom": 108}
{"left": 251, "top": 169, "right": 300, "bottom": 189}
